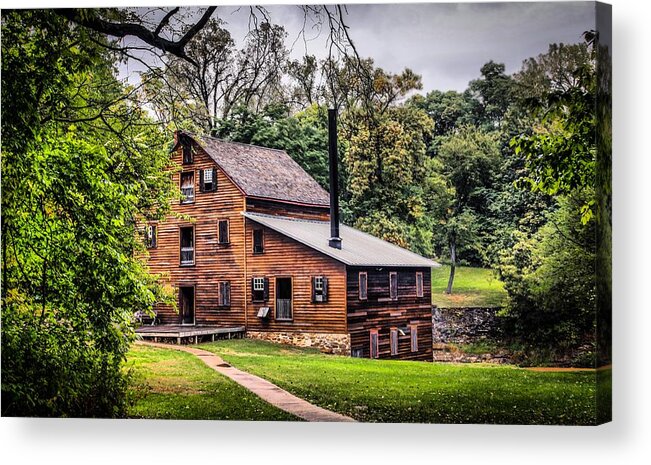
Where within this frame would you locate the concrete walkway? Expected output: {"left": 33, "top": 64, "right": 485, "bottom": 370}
{"left": 136, "top": 341, "right": 356, "bottom": 423}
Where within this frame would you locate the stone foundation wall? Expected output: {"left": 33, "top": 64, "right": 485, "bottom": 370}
{"left": 432, "top": 307, "right": 504, "bottom": 344}
{"left": 246, "top": 331, "right": 351, "bottom": 355}
{"left": 432, "top": 307, "right": 511, "bottom": 363}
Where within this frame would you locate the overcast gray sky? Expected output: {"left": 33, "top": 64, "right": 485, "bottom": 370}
{"left": 121, "top": 2, "right": 596, "bottom": 93}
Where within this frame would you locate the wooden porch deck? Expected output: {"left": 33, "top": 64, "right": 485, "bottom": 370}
{"left": 135, "top": 325, "right": 245, "bottom": 344}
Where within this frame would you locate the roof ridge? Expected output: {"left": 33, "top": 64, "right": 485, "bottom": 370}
{"left": 191, "top": 132, "right": 288, "bottom": 154}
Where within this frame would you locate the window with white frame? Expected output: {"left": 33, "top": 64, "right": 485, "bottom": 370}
{"left": 312, "top": 276, "right": 328, "bottom": 302}
{"left": 252, "top": 277, "right": 267, "bottom": 302}
{"left": 201, "top": 168, "right": 216, "bottom": 192}
{"left": 253, "top": 277, "right": 264, "bottom": 291}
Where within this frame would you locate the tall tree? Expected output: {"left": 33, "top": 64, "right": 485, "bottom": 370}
{"left": 510, "top": 42, "right": 596, "bottom": 223}
{"left": 466, "top": 61, "right": 514, "bottom": 129}
{"left": 1, "top": 10, "right": 174, "bottom": 417}
{"left": 344, "top": 104, "right": 434, "bottom": 255}
{"left": 431, "top": 127, "right": 501, "bottom": 293}
{"left": 142, "top": 18, "right": 289, "bottom": 133}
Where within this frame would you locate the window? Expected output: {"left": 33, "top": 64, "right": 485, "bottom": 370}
{"left": 145, "top": 224, "right": 157, "bottom": 248}
{"left": 200, "top": 168, "right": 216, "bottom": 192}
{"left": 182, "top": 143, "right": 193, "bottom": 164}
{"left": 390, "top": 328, "right": 398, "bottom": 356}
{"left": 180, "top": 227, "right": 194, "bottom": 265}
{"left": 410, "top": 325, "right": 418, "bottom": 352}
{"left": 180, "top": 171, "right": 195, "bottom": 204}
{"left": 359, "top": 272, "right": 368, "bottom": 300}
{"left": 253, "top": 229, "right": 264, "bottom": 254}
{"left": 389, "top": 272, "right": 398, "bottom": 300}
{"left": 252, "top": 276, "right": 268, "bottom": 302}
{"left": 219, "top": 281, "right": 231, "bottom": 307}
{"left": 416, "top": 272, "right": 424, "bottom": 298}
{"left": 351, "top": 348, "right": 364, "bottom": 358}
{"left": 369, "top": 329, "right": 379, "bottom": 359}
{"left": 218, "top": 219, "right": 229, "bottom": 244}
{"left": 312, "top": 276, "right": 328, "bottom": 303}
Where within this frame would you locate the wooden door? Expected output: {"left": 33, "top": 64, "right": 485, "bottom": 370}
{"left": 180, "top": 286, "right": 195, "bottom": 325}
{"left": 275, "top": 277, "right": 292, "bottom": 320}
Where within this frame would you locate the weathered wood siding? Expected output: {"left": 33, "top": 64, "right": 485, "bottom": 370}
{"left": 244, "top": 220, "right": 348, "bottom": 333}
{"left": 147, "top": 141, "right": 247, "bottom": 326}
{"left": 346, "top": 267, "right": 433, "bottom": 361}
{"left": 246, "top": 197, "right": 330, "bottom": 221}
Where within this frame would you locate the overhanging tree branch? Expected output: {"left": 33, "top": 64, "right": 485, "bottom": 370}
{"left": 54, "top": 7, "right": 217, "bottom": 67}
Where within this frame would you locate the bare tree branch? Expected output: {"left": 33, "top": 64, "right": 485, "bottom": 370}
{"left": 54, "top": 7, "right": 217, "bottom": 67}
{"left": 154, "top": 7, "right": 180, "bottom": 35}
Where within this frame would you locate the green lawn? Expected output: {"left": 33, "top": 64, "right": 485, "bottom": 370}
{"left": 200, "top": 339, "right": 603, "bottom": 425}
{"left": 125, "top": 344, "right": 298, "bottom": 421}
{"left": 431, "top": 265, "right": 507, "bottom": 307}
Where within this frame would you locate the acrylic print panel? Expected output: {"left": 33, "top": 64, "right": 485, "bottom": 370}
{"left": 1, "top": 1, "right": 610, "bottom": 425}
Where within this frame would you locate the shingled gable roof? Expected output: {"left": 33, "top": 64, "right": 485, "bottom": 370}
{"left": 243, "top": 212, "right": 441, "bottom": 268}
{"left": 177, "top": 132, "right": 330, "bottom": 207}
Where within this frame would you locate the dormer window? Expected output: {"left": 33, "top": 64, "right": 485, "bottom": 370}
{"left": 180, "top": 171, "right": 194, "bottom": 204}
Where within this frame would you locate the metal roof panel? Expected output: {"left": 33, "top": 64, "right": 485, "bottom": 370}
{"left": 243, "top": 212, "right": 441, "bottom": 268}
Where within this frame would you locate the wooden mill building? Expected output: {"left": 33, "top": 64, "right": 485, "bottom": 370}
{"left": 143, "top": 113, "right": 439, "bottom": 360}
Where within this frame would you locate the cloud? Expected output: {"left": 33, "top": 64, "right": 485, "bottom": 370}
{"left": 120, "top": 2, "right": 595, "bottom": 93}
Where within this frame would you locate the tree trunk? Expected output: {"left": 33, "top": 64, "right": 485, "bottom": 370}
{"left": 446, "top": 239, "right": 456, "bottom": 295}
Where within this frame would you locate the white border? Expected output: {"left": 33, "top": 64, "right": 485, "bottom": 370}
{"left": 2, "top": 1, "right": 650, "bottom": 464}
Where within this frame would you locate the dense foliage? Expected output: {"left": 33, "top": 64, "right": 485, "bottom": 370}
{"left": 1, "top": 10, "right": 175, "bottom": 417}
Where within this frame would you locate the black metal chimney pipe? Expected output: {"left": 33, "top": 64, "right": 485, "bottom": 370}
{"left": 328, "top": 108, "right": 342, "bottom": 249}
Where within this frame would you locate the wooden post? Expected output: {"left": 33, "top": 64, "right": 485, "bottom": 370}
{"left": 177, "top": 337, "right": 181, "bottom": 345}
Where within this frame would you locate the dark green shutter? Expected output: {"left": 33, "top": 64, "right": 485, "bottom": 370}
{"left": 199, "top": 169, "right": 205, "bottom": 192}
{"left": 263, "top": 278, "right": 269, "bottom": 301}
{"left": 322, "top": 276, "right": 328, "bottom": 302}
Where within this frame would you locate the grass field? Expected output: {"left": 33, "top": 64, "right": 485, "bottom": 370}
{"left": 200, "top": 339, "right": 604, "bottom": 425}
{"left": 431, "top": 265, "right": 507, "bottom": 307}
{"left": 125, "top": 344, "right": 298, "bottom": 421}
